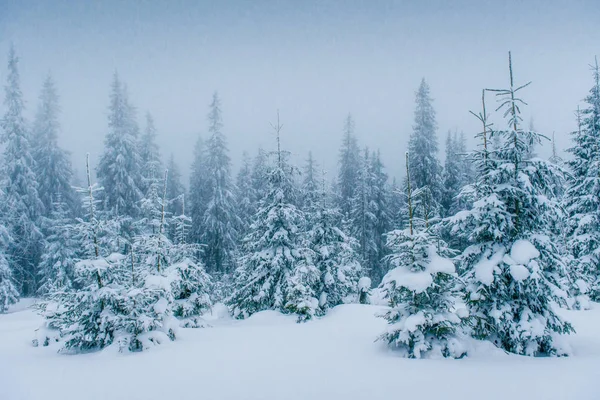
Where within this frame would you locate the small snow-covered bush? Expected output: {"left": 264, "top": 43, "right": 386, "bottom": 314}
{"left": 168, "top": 259, "right": 212, "bottom": 328}
{"left": 380, "top": 228, "right": 466, "bottom": 359}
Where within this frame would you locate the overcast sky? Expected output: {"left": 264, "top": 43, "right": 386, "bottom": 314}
{"left": 1, "top": 0, "right": 599, "bottom": 182}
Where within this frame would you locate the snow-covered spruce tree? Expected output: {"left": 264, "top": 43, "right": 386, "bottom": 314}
{"left": 349, "top": 148, "right": 378, "bottom": 281}
{"left": 167, "top": 194, "right": 212, "bottom": 327}
{"left": 189, "top": 135, "right": 209, "bottom": 245}
{"left": 31, "top": 74, "right": 78, "bottom": 217}
{"left": 380, "top": 152, "right": 465, "bottom": 359}
{"left": 388, "top": 178, "right": 406, "bottom": 230}
{"left": 37, "top": 197, "right": 78, "bottom": 296}
{"left": 448, "top": 57, "right": 573, "bottom": 356}
{"left": 408, "top": 79, "right": 443, "bottom": 204}
{"left": 564, "top": 61, "right": 600, "bottom": 304}
{"left": 37, "top": 158, "right": 129, "bottom": 351}
{"left": 440, "top": 131, "right": 473, "bottom": 251}
{"left": 236, "top": 151, "right": 256, "bottom": 237}
{"left": 166, "top": 154, "right": 186, "bottom": 216}
{"left": 202, "top": 92, "right": 240, "bottom": 274}
{"left": 228, "top": 113, "right": 319, "bottom": 322}
{"left": 165, "top": 154, "right": 186, "bottom": 241}
{"left": 251, "top": 147, "right": 269, "bottom": 206}
{"left": 457, "top": 131, "right": 475, "bottom": 194}
{"left": 70, "top": 156, "right": 122, "bottom": 260}
{"left": 368, "top": 150, "right": 392, "bottom": 284}
{"left": 300, "top": 151, "right": 320, "bottom": 218}
{"left": 138, "top": 112, "right": 163, "bottom": 196}
{"left": 441, "top": 131, "right": 461, "bottom": 217}
{"left": 337, "top": 113, "right": 361, "bottom": 218}
{"left": 96, "top": 72, "right": 143, "bottom": 218}
{"left": 0, "top": 45, "right": 44, "bottom": 295}
{"left": 0, "top": 222, "right": 19, "bottom": 313}
{"left": 307, "top": 173, "right": 363, "bottom": 315}
{"left": 41, "top": 167, "right": 185, "bottom": 352}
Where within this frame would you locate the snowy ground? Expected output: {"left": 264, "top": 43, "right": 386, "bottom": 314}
{"left": 1, "top": 300, "right": 599, "bottom": 400}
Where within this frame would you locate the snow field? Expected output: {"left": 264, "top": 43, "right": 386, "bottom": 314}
{"left": 1, "top": 300, "right": 599, "bottom": 400}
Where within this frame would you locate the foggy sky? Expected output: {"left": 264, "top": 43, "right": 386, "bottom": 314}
{"left": 1, "top": 0, "right": 599, "bottom": 182}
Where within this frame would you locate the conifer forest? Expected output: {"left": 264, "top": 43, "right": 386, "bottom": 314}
{"left": 1, "top": 2, "right": 599, "bottom": 400}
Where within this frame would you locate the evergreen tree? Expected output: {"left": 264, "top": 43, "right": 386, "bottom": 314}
{"left": 448, "top": 55, "right": 573, "bottom": 356}
{"left": 337, "top": 113, "right": 361, "bottom": 218}
{"left": 457, "top": 131, "right": 474, "bottom": 190}
{"left": 380, "top": 152, "right": 465, "bottom": 359}
{"left": 189, "top": 135, "right": 209, "bottom": 245}
{"left": 565, "top": 61, "right": 600, "bottom": 303}
{"left": 236, "top": 151, "right": 255, "bottom": 237}
{"left": 38, "top": 167, "right": 198, "bottom": 352}
{"left": 96, "top": 72, "right": 143, "bottom": 218}
{"left": 228, "top": 113, "right": 319, "bottom": 322}
{"left": 251, "top": 147, "right": 269, "bottom": 205}
{"left": 300, "top": 151, "right": 320, "bottom": 216}
{"left": 165, "top": 154, "right": 186, "bottom": 241}
{"left": 388, "top": 178, "right": 406, "bottom": 230}
{"left": 368, "top": 150, "right": 392, "bottom": 284}
{"left": 202, "top": 92, "right": 240, "bottom": 274}
{"left": 307, "top": 173, "right": 363, "bottom": 315}
{"left": 441, "top": 131, "right": 461, "bottom": 217}
{"left": 0, "top": 221, "right": 18, "bottom": 313}
{"left": 37, "top": 197, "right": 78, "bottom": 295}
{"left": 31, "top": 74, "right": 78, "bottom": 217}
{"left": 0, "top": 45, "right": 44, "bottom": 295}
{"left": 407, "top": 79, "right": 443, "bottom": 217}
{"left": 349, "top": 148, "right": 377, "bottom": 281}
{"left": 165, "top": 154, "right": 186, "bottom": 216}
{"left": 138, "top": 112, "right": 163, "bottom": 196}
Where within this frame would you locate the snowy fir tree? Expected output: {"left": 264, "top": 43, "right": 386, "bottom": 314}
{"left": 380, "top": 152, "right": 465, "bottom": 359}
{"left": 165, "top": 154, "right": 186, "bottom": 240}
{"left": 251, "top": 147, "right": 270, "bottom": 206}
{"left": 189, "top": 135, "right": 209, "bottom": 245}
{"left": 0, "top": 221, "right": 19, "bottom": 313}
{"left": 448, "top": 55, "right": 573, "bottom": 356}
{"left": 39, "top": 166, "right": 187, "bottom": 352}
{"left": 236, "top": 151, "right": 256, "bottom": 236}
{"left": 165, "top": 154, "right": 186, "bottom": 216}
{"left": 388, "top": 177, "right": 406, "bottom": 230}
{"left": 31, "top": 74, "right": 78, "bottom": 217}
{"left": 300, "top": 151, "right": 320, "bottom": 217}
{"left": 167, "top": 194, "right": 212, "bottom": 327}
{"left": 307, "top": 173, "right": 363, "bottom": 315}
{"left": 138, "top": 112, "right": 163, "bottom": 196}
{"left": 441, "top": 131, "right": 462, "bottom": 217}
{"left": 564, "top": 61, "right": 600, "bottom": 304}
{"left": 407, "top": 79, "right": 443, "bottom": 218}
{"left": 368, "top": 150, "right": 392, "bottom": 284}
{"left": 0, "top": 45, "right": 44, "bottom": 295}
{"left": 37, "top": 197, "right": 78, "bottom": 296}
{"left": 228, "top": 113, "right": 319, "bottom": 322}
{"left": 337, "top": 113, "right": 361, "bottom": 218}
{"left": 201, "top": 92, "right": 240, "bottom": 274}
{"left": 96, "top": 72, "right": 143, "bottom": 218}
{"left": 349, "top": 148, "right": 378, "bottom": 282}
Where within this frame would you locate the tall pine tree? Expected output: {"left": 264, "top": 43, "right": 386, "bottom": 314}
{"left": 448, "top": 55, "right": 573, "bottom": 356}
{"left": 202, "top": 92, "right": 240, "bottom": 274}
{"left": 407, "top": 79, "right": 442, "bottom": 218}
{"left": 337, "top": 113, "right": 361, "bottom": 218}
{"left": 31, "top": 74, "right": 78, "bottom": 217}
{"left": 228, "top": 113, "right": 319, "bottom": 322}
{"left": 96, "top": 72, "right": 143, "bottom": 218}
{"left": 564, "top": 60, "right": 600, "bottom": 303}
{"left": 0, "top": 45, "right": 44, "bottom": 295}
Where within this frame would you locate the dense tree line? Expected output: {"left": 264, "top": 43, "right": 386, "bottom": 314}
{"left": 0, "top": 46, "right": 598, "bottom": 358}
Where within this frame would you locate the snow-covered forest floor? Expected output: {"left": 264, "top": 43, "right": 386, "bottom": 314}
{"left": 1, "top": 299, "right": 599, "bottom": 400}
